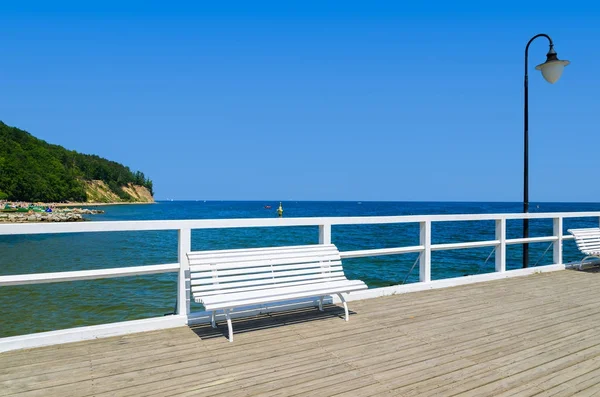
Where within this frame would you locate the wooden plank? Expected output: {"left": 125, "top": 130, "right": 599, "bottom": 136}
{"left": 0, "top": 327, "right": 196, "bottom": 368}
{"left": 5, "top": 270, "right": 600, "bottom": 396}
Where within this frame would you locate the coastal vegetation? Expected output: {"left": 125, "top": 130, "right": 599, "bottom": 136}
{"left": 0, "top": 121, "right": 154, "bottom": 203}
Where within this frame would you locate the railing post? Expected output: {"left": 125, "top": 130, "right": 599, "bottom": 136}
{"left": 495, "top": 219, "right": 506, "bottom": 272}
{"left": 419, "top": 221, "right": 431, "bottom": 282}
{"left": 319, "top": 224, "right": 331, "bottom": 245}
{"left": 178, "top": 228, "right": 191, "bottom": 317}
{"left": 553, "top": 217, "right": 563, "bottom": 265}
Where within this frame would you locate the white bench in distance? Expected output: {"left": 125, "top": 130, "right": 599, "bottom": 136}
{"left": 187, "top": 244, "right": 368, "bottom": 342}
{"left": 568, "top": 228, "right": 600, "bottom": 269}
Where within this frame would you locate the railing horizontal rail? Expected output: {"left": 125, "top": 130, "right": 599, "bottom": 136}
{"left": 0, "top": 263, "right": 180, "bottom": 287}
{"left": 2, "top": 211, "right": 600, "bottom": 235}
{"left": 340, "top": 246, "right": 424, "bottom": 259}
{"left": 431, "top": 240, "right": 500, "bottom": 251}
{"left": 506, "top": 236, "right": 558, "bottom": 245}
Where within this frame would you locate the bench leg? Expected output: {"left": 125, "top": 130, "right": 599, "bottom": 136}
{"left": 224, "top": 309, "right": 234, "bottom": 342}
{"left": 211, "top": 311, "right": 217, "bottom": 328}
{"left": 337, "top": 293, "right": 349, "bottom": 322}
{"left": 318, "top": 296, "right": 324, "bottom": 312}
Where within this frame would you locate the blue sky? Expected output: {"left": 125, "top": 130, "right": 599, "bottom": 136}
{"left": 1, "top": 2, "right": 598, "bottom": 201}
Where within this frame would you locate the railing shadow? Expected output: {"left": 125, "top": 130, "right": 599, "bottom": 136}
{"left": 189, "top": 304, "right": 354, "bottom": 341}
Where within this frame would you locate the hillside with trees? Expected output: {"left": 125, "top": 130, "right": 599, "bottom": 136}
{"left": 0, "top": 121, "right": 154, "bottom": 203}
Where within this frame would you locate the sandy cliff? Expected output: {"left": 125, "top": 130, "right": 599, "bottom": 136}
{"left": 83, "top": 180, "right": 154, "bottom": 203}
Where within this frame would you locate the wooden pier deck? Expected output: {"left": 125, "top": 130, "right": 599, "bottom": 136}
{"left": 3, "top": 269, "right": 600, "bottom": 396}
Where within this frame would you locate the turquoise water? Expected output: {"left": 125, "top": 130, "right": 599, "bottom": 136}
{"left": 1, "top": 201, "right": 599, "bottom": 337}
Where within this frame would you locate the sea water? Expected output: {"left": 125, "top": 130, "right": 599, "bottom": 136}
{"left": 1, "top": 201, "right": 598, "bottom": 337}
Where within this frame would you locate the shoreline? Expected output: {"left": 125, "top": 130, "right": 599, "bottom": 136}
{"left": 51, "top": 201, "right": 156, "bottom": 208}
{"left": 0, "top": 207, "right": 105, "bottom": 223}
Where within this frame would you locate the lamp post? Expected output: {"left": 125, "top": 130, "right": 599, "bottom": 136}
{"left": 523, "top": 34, "right": 569, "bottom": 268}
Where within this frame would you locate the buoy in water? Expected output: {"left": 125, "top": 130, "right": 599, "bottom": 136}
{"left": 277, "top": 202, "right": 283, "bottom": 217}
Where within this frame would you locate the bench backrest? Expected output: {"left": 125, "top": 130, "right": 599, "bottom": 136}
{"left": 568, "top": 228, "right": 600, "bottom": 254}
{"left": 187, "top": 244, "right": 345, "bottom": 299}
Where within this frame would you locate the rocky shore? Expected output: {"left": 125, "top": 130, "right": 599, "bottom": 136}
{"left": 0, "top": 208, "right": 104, "bottom": 223}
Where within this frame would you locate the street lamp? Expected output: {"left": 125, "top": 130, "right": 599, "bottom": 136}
{"left": 523, "top": 34, "right": 569, "bottom": 268}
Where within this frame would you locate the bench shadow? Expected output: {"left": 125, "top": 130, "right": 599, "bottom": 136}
{"left": 575, "top": 266, "right": 600, "bottom": 273}
{"left": 189, "top": 304, "right": 355, "bottom": 341}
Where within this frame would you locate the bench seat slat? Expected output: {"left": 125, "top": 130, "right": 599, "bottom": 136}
{"left": 188, "top": 246, "right": 339, "bottom": 260}
{"left": 199, "top": 281, "right": 367, "bottom": 309}
{"left": 188, "top": 244, "right": 337, "bottom": 257}
{"left": 189, "top": 254, "right": 341, "bottom": 271}
{"left": 191, "top": 265, "right": 343, "bottom": 285}
{"left": 203, "top": 285, "right": 367, "bottom": 311}
{"left": 577, "top": 243, "right": 600, "bottom": 249}
{"left": 569, "top": 228, "right": 600, "bottom": 233}
{"left": 195, "top": 276, "right": 349, "bottom": 297}
{"left": 189, "top": 256, "right": 340, "bottom": 270}
{"left": 201, "top": 279, "right": 366, "bottom": 304}
{"left": 188, "top": 251, "right": 341, "bottom": 267}
{"left": 202, "top": 284, "right": 367, "bottom": 311}
{"left": 191, "top": 271, "right": 346, "bottom": 292}
{"left": 188, "top": 246, "right": 339, "bottom": 265}
{"left": 190, "top": 261, "right": 343, "bottom": 278}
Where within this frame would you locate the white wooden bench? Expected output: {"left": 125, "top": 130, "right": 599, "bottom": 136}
{"left": 187, "top": 244, "right": 368, "bottom": 342}
{"left": 568, "top": 228, "right": 600, "bottom": 269}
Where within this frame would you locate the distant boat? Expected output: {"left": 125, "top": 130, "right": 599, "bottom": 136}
{"left": 264, "top": 205, "right": 272, "bottom": 209}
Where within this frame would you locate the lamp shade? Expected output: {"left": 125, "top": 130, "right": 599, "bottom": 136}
{"left": 535, "top": 59, "right": 570, "bottom": 84}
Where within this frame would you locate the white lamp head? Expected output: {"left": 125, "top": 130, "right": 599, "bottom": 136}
{"left": 535, "top": 45, "right": 570, "bottom": 84}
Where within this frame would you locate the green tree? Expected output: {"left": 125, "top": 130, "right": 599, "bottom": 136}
{"left": 0, "top": 121, "right": 154, "bottom": 202}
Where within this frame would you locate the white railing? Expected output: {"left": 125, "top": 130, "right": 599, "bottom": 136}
{"left": 0, "top": 211, "right": 598, "bottom": 352}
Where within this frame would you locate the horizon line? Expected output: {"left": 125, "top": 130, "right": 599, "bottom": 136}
{"left": 153, "top": 199, "right": 600, "bottom": 204}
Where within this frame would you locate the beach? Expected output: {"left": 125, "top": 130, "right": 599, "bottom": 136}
{"left": 0, "top": 200, "right": 151, "bottom": 222}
